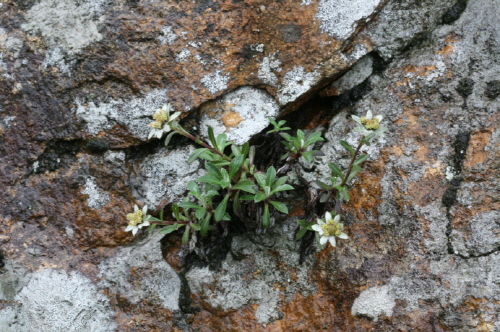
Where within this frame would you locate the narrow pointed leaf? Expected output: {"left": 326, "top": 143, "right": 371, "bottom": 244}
{"left": 188, "top": 148, "right": 209, "bottom": 164}
{"left": 233, "top": 180, "right": 256, "bottom": 194}
{"left": 229, "top": 154, "right": 244, "bottom": 179}
{"left": 354, "top": 154, "right": 369, "bottom": 165}
{"left": 328, "top": 162, "right": 345, "bottom": 180}
{"left": 254, "top": 192, "right": 267, "bottom": 203}
{"left": 262, "top": 204, "right": 270, "bottom": 228}
{"left": 270, "top": 201, "right": 288, "bottom": 214}
{"left": 214, "top": 194, "right": 230, "bottom": 221}
{"left": 340, "top": 140, "right": 355, "bottom": 154}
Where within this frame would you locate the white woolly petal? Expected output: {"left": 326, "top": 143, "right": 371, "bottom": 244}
{"left": 170, "top": 112, "right": 181, "bottom": 121}
{"left": 141, "top": 220, "right": 150, "bottom": 227}
{"left": 311, "top": 225, "right": 322, "bottom": 232}
{"left": 328, "top": 236, "right": 336, "bottom": 247}
{"left": 375, "top": 115, "right": 383, "bottom": 122}
{"left": 133, "top": 204, "right": 139, "bottom": 211}
{"left": 125, "top": 225, "right": 134, "bottom": 232}
{"left": 338, "top": 232, "right": 349, "bottom": 239}
{"left": 155, "top": 130, "right": 163, "bottom": 139}
{"left": 334, "top": 214, "right": 340, "bottom": 222}
{"left": 148, "top": 130, "right": 155, "bottom": 140}
{"left": 142, "top": 205, "right": 148, "bottom": 214}
{"left": 351, "top": 115, "right": 362, "bottom": 124}
{"left": 366, "top": 110, "right": 373, "bottom": 119}
{"left": 316, "top": 218, "right": 324, "bottom": 225}
{"left": 131, "top": 227, "right": 138, "bottom": 236}
{"left": 320, "top": 236, "right": 328, "bottom": 245}
{"left": 325, "top": 212, "right": 332, "bottom": 221}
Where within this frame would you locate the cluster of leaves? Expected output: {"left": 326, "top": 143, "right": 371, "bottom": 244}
{"left": 126, "top": 106, "right": 387, "bottom": 252}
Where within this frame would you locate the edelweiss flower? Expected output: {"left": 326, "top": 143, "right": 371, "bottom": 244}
{"left": 148, "top": 104, "right": 182, "bottom": 140}
{"left": 352, "top": 110, "right": 387, "bottom": 137}
{"left": 125, "top": 204, "right": 150, "bottom": 235}
{"left": 311, "top": 212, "right": 348, "bottom": 247}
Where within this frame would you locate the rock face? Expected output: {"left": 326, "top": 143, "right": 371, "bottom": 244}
{"left": 1, "top": 0, "right": 499, "bottom": 330}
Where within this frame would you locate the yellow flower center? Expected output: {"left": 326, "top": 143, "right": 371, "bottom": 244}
{"left": 149, "top": 121, "right": 163, "bottom": 129}
{"left": 321, "top": 219, "right": 344, "bottom": 237}
{"left": 127, "top": 210, "right": 143, "bottom": 226}
{"left": 153, "top": 110, "right": 168, "bottom": 122}
{"left": 360, "top": 117, "right": 380, "bottom": 130}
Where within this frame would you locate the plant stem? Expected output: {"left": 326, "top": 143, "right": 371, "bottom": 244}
{"left": 340, "top": 137, "right": 365, "bottom": 187}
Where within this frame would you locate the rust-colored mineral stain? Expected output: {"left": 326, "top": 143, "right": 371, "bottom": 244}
{"left": 463, "top": 129, "right": 492, "bottom": 168}
{"left": 222, "top": 110, "right": 244, "bottom": 130}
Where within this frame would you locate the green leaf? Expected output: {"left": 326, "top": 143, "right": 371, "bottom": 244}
{"left": 240, "top": 194, "right": 255, "bottom": 200}
{"left": 296, "top": 129, "right": 305, "bottom": 141}
{"left": 354, "top": 154, "right": 369, "bottom": 165}
{"left": 271, "top": 184, "right": 294, "bottom": 194}
{"left": 172, "top": 204, "right": 180, "bottom": 221}
{"left": 254, "top": 191, "right": 267, "bottom": 203}
{"left": 187, "top": 182, "right": 201, "bottom": 197}
{"left": 266, "top": 166, "right": 276, "bottom": 187}
{"left": 197, "top": 174, "right": 221, "bottom": 185}
{"left": 160, "top": 223, "right": 183, "bottom": 235}
{"left": 233, "top": 191, "right": 241, "bottom": 217}
{"left": 296, "top": 227, "right": 308, "bottom": 240}
{"left": 316, "top": 180, "right": 332, "bottom": 190}
{"left": 190, "top": 223, "right": 201, "bottom": 231}
{"left": 229, "top": 154, "right": 244, "bottom": 179}
{"left": 340, "top": 140, "right": 355, "bottom": 154}
{"left": 328, "top": 162, "right": 345, "bottom": 180}
{"left": 200, "top": 213, "right": 212, "bottom": 236}
{"left": 254, "top": 172, "right": 267, "bottom": 189}
{"left": 272, "top": 176, "right": 288, "bottom": 190}
{"left": 178, "top": 201, "right": 202, "bottom": 209}
{"left": 346, "top": 170, "right": 358, "bottom": 183}
{"left": 280, "top": 132, "right": 292, "bottom": 141}
{"left": 214, "top": 194, "right": 230, "bottom": 221}
{"left": 205, "top": 162, "right": 222, "bottom": 178}
{"left": 182, "top": 226, "right": 190, "bottom": 244}
{"left": 195, "top": 207, "right": 206, "bottom": 220}
{"left": 262, "top": 204, "right": 270, "bottom": 228}
{"left": 241, "top": 142, "right": 250, "bottom": 158}
{"left": 188, "top": 148, "right": 209, "bottom": 164}
{"left": 147, "top": 224, "right": 157, "bottom": 234}
{"left": 164, "top": 131, "right": 177, "bottom": 147}
{"left": 208, "top": 126, "right": 217, "bottom": 148}
{"left": 146, "top": 216, "right": 162, "bottom": 222}
{"left": 230, "top": 144, "right": 241, "bottom": 157}
{"left": 301, "top": 151, "right": 314, "bottom": 163}
{"left": 270, "top": 201, "right": 288, "bottom": 214}
{"left": 215, "top": 133, "right": 231, "bottom": 152}
{"left": 210, "top": 160, "right": 231, "bottom": 167}
{"left": 233, "top": 180, "right": 256, "bottom": 194}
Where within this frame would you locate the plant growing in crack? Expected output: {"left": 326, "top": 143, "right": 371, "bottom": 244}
{"left": 125, "top": 105, "right": 386, "bottom": 253}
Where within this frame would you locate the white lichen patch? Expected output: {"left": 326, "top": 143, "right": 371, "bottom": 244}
{"left": 175, "top": 48, "right": 191, "bottom": 62}
{"left": 201, "top": 70, "right": 230, "bottom": 94}
{"left": 135, "top": 146, "right": 202, "bottom": 209}
{"left": 42, "top": 47, "right": 75, "bottom": 76}
{"left": 199, "top": 86, "right": 279, "bottom": 145}
{"left": 351, "top": 285, "right": 395, "bottom": 321}
{"left": 99, "top": 233, "right": 181, "bottom": 310}
{"left": 316, "top": 0, "right": 381, "bottom": 40}
{"left": 21, "top": 0, "right": 106, "bottom": 55}
{"left": 258, "top": 53, "right": 282, "bottom": 87}
{"left": 81, "top": 176, "right": 110, "bottom": 209}
{"left": 0, "top": 269, "right": 116, "bottom": 332}
{"left": 157, "top": 25, "right": 178, "bottom": 45}
{"left": 451, "top": 210, "right": 500, "bottom": 257}
{"left": 277, "top": 66, "right": 320, "bottom": 105}
{"left": 445, "top": 165, "right": 457, "bottom": 180}
{"left": 74, "top": 88, "right": 169, "bottom": 139}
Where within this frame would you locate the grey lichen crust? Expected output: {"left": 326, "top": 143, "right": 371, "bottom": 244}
{"left": 98, "top": 233, "right": 181, "bottom": 311}
{"left": 186, "top": 218, "right": 317, "bottom": 324}
{"left": 0, "top": 269, "right": 117, "bottom": 332}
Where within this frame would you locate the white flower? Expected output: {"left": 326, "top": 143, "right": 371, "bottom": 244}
{"left": 351, "top": 110, "right": 387, "bottom": 137}
{"left": 147, "top": 103, "right": 182, "bottom": 140}
{"left": 125, "top": 204, "right": 151, "bottom": 235}
{"left": 311, "top": 212, "right": 348, "bottom": 247}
